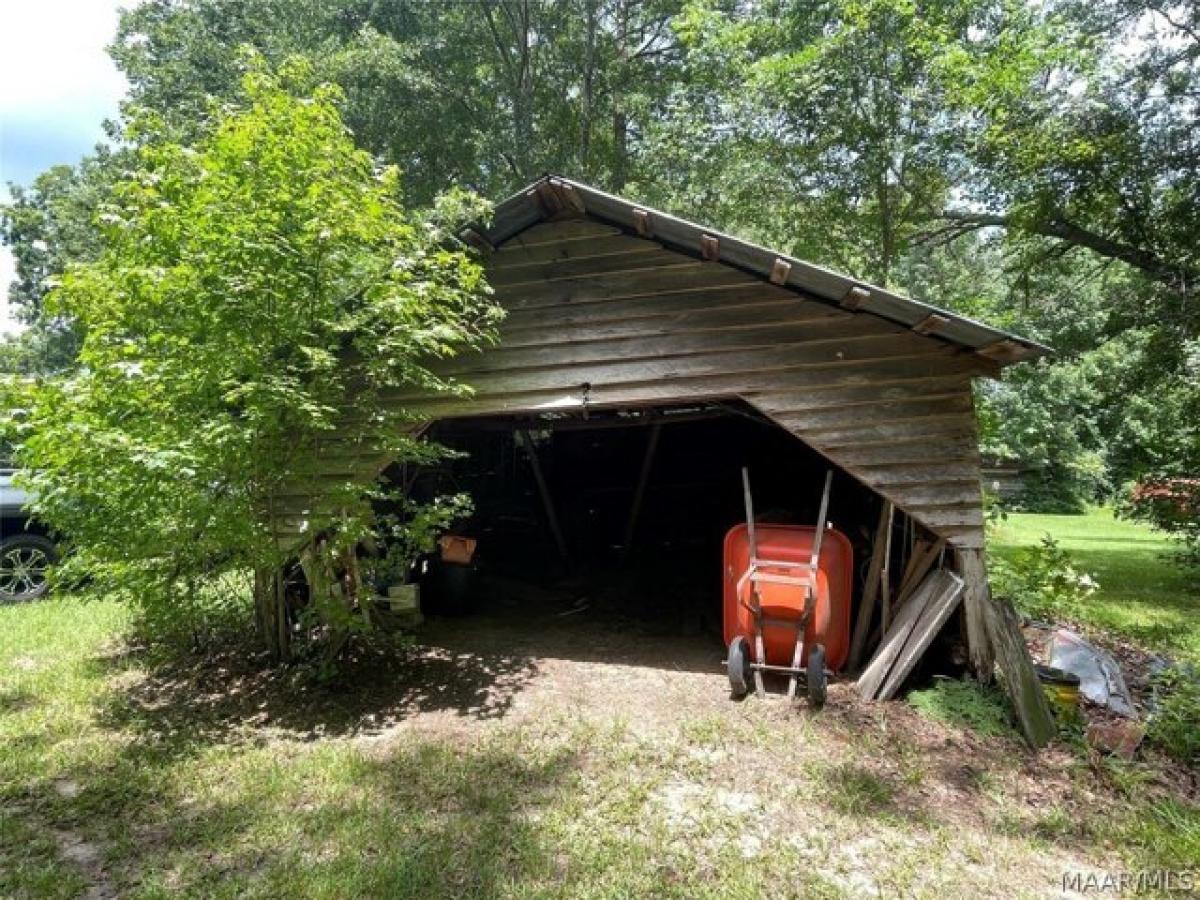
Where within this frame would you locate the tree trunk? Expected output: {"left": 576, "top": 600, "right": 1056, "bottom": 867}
{"left": 612, "top": 0, "right": 631, "bottom": 190}
{"left": 580, "top": 0, "right": 597, "bottom": 171}
{"left": 254, "top": 565, "right": 291, "bottom": 663}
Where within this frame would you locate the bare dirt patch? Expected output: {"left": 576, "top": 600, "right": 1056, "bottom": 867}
{"left": 50, "top": 828, "right": 115, "bottom": 900}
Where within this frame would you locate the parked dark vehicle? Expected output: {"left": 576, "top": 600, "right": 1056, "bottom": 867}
{"left": 1, "top": 466, "right": 57, "bottom": 603}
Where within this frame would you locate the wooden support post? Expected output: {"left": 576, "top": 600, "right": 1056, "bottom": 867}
{"left": 879, "top": 503, "right": 895, "bottom": 631}
{"left": 516, "top": 430, "right": 570, "bottom": 565}
{"left": 956, "top": 547, "right": 1055, "bottom": 748}
{"left": 621, "top": 422, "right": 662, "bottom": 557}
{"left": 848, "top": 500, "right": 893, "bottom": 670}
{"left": 955, "top": 548, "right": 995, "bottom": 680}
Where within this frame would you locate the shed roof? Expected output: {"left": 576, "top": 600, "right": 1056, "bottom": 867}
{"left": 477, "top": 175, "right": 1049, "bottom": 366}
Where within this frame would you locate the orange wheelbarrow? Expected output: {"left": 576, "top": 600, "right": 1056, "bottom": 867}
{"left": 723, "top": 468, "right": 852, "bottom": 706}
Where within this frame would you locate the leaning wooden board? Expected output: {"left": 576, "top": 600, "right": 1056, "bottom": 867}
{"left": 876, "top": 573, "right": 965, "bottom": 700}
{"left": 857, "top": 569, "right": 964, "bottom": 700}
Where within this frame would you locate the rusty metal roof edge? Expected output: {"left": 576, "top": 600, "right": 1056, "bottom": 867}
{"left": 482, "top": 174, "right": 1052, "bottom": 364}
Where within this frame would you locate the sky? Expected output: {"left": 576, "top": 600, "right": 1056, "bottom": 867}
{"left": 0, "top": 0, "right": 130, "bottom": 335}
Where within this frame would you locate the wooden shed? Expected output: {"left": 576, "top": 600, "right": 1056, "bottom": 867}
{"left": 298, "top": 175, "right": 1056, "bottom": 745}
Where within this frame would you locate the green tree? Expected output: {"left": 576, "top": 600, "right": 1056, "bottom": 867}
{"left": 640, "top": 0, "right": 985, "bottom": 285}
{"left": 111, "top": 0, "right": 685, "bottom": 198}
{"left": 3, "top": 58, "right": 501, "bottom": 660}
{"left": 0, "top": 153, "right": 120, "bottom": 374}
{"left": 938, "top": 0, "right": 1198, "bottom": 306}
{"left": 3, "top": 0, "right": 684, "bottom": 377}
{"left": 4, "top": 0, "right": 1198, "bottom": 544}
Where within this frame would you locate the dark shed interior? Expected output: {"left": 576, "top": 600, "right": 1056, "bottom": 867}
{"left": 391, "top": 402, "right": 916, "bottom": 656}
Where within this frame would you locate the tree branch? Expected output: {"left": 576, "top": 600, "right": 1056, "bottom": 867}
{"left": 939, "top": 209, "right": 1196, "bottom": 292}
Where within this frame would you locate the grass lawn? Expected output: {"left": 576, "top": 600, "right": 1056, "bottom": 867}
{"left": 2, "top": 593, "right": 1197, "bottom": 898}
{"left": 990, "top": 507, "right": 1199, "bottom": 663}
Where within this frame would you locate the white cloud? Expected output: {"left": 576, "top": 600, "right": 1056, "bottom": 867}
{"left": 2, "top": 2, "right": 126, "bottom": 100}
{"left": 0, "top": 0, "right": 131, "bottom": 335}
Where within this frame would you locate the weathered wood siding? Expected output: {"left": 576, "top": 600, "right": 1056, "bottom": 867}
{"left": 272, "top": 218, "right": 990, "bottom": 548}
{"left": 383, "top": 218, "right": 990, "bottom": 548}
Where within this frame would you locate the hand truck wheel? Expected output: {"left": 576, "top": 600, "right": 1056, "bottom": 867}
{"left": 727, "top": 635, "right": 751, "bottom": 699}
{"left": 807, "top": 643, "right": 827, "bottom": 709}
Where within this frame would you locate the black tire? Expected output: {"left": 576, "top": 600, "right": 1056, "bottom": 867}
{"left": 727, "top": 635, "right": 751, "bottom": 699}
{"left": 807, "top": 644, "right": 827, "bottom": 709}
{"left": 0, "top": 533, "right": 57, "bottom": 604}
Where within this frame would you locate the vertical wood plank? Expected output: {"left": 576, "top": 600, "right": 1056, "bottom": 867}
{"left": 621, "top": 422, "right": 662, "bottom": 556}
{"left": 955, "top": 548, "right": 996, "bottom": 680}
{"left": 986, "top": 586, "right": 1057, "bottom": 748}
{"left": 848, "top": 500, "right": 893, "bottom": 670}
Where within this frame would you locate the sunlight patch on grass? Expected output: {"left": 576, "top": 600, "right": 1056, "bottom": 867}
{"left": 990, "top": 507, "right": 1199, "bottom": 662}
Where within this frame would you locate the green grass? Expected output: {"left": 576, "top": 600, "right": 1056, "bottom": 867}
{"left": 2, "top": 594, "right": 1197, "bottom": 897}
{"left": 907, "top": 679, "right": 1018, "bottom": 739}
{"left": 822, "top": 763, "right": 897, "bottom": 817}
{"left": 990, "top": 506, "right": 1199, "bottom": 662}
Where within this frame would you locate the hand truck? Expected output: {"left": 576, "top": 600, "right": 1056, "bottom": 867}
{"left": 726, "top": 467, "right": 833, "bottom": 707}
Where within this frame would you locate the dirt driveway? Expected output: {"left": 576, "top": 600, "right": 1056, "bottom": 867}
{"left": 7, "top": 591, "right": 1194, "bottom": 899}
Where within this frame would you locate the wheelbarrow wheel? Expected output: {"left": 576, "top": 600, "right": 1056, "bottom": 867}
{"left": 807, "top": 644, "right": 827, "bottom": 709}
{"left": 727, "top": 636, "right": 751, "bottom": 699}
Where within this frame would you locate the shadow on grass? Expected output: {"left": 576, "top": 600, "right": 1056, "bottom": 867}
{"left": 1049, "top": 535, "right": 1169, "bottom": 547}
{"left": 9, "top": 626, "right": 581, "bottom": 897}
{"left": 0, "top": 685, "right": 34, "bottom": 715}
{"left": 88, "top": 570, "right": 730, "bottom": 764}
{"left": 17, "top": 712, "right": 592, "bottom": 897}
{"left": 91, "top": 633, "right": 541, "bottom": 754}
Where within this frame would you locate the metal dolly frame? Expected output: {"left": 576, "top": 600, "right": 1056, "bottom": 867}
{"left": 726, "top": 467, "right": 833, "bottom": 707}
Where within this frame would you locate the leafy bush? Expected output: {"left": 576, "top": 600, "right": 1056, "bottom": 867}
{"left": 1147, "top": 667, "right": 1200, "bottom": 764}
{"left": 988, "top": 534, "right": 1099, "bottom": 621}
{"left": 908, "top": 678, "right": 1018, "bottom": 738}
{"left": 1, "top": 56, "right": 501, "bottom": 662}
{"left": 367, "top": 493, "right": 472, "bottom": 591}
{"left": 1125, "top": 478, "right": 1200, "bottom": 571}
{"left": 130, "top": 570, "right": 256, "bottom": 651}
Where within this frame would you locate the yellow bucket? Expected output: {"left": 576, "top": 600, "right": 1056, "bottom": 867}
{"left": 1036, "top": 665, "right": 1082, "bottom": 721}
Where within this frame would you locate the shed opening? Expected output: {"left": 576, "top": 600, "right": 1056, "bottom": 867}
{"left": 387, "top": 400, "right": 962, "bottom": 687}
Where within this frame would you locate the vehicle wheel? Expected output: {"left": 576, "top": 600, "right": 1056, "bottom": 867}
{"left": 727, "top": 635, "right": 752, "bottom": 699}
{"left": 0, "top": 534, "right": 56, "bottom": 604}
{"left": 807, "top": 644, "right": 827, "bottom": 709}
